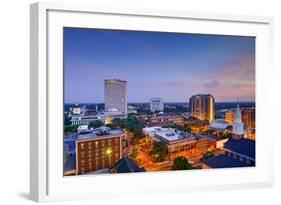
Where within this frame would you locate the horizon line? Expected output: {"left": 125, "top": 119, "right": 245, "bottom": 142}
{"left": 64, "top": 101, "right": 256, "bottom": 104}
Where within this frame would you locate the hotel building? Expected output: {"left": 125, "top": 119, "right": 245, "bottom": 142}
{"left": 189, "top": 94, "right": 215, "bottom": 122}
{"left": 75, "top": 126, "right": 125, "bottom": 175}
{"left": 150, "top": 97, "right": 164, "bottom": 112}
{"left": 104, "top": 79, "right": 127, "bottom": 117}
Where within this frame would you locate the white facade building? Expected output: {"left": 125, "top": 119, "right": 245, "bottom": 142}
{"left": 150, "top": 97, "right": 164, "bottom": 112}
{"left": 104, "top": 79, "right": 127, "bottom": 117}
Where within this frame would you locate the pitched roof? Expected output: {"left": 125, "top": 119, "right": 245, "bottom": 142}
{"left": 202, "top": 154, "right": 253, "bottom": 168}
{"left": 114, "top": 157, "right": 145, "bottom": 173}
{"left": 224, "top": 138, "right": 255, "bottom": 159}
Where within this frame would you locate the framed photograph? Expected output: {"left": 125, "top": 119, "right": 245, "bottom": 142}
{"left": 30, "top": 2, "right": 274, "bottom": 202}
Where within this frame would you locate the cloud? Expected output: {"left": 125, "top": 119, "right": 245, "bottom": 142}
{"left": 164, "top": 81, "right": 184, "bottom": 86}
{"left": 203, "top": 80, "right": 220, "bottom": 88}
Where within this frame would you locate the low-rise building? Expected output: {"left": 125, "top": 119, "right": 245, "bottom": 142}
{"left": 68, "top": 103, "right": 105, "bottom": 125}
{"left": 143, "top": 127, "right": 216, "bottom": 160}
{"left": 210, "top": 119, "right": 230, "bottom": 132}
{"left": 75, "top": 126, "right": 125, "bottom": 175}
{"left": 149, "top": 113, "right": 184, "bottom": 127}
{"left": 202, "top": 136, "right": 255, "bottom": 169}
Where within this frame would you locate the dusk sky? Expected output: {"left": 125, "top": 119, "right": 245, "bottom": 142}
{"left": 64, "top": 27, "right": 255, "bottom": 103}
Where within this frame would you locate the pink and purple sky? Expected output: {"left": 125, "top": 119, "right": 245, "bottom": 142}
{"left": 64, "top": 28, "right": 255, "bottom": 103}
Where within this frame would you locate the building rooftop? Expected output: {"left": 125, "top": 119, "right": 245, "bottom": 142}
{"left": 144, "top": 126, "right": 214, "bottom": 143}
{"left": 156, "top": 129, "right": 195, "bottom": 142}
{"left": 64, "top": 156, "right": 76, "bottom": 171}
{"left": 77, "top": 126, "right": 124, "bottom": 141}
{"left": 105, "top": 79, "right": 127, "bottom": 83}
{"left": 202, "top": 154, "right": 253, "bottom": 168}
{"left": 210, "top": 119, "right": 230, "bottom": 130}
{"left": 224, "top": 138, "right": 255, "bottom": 159}
{"left": 114, "top": 157, "right": 145, "bottom": 173}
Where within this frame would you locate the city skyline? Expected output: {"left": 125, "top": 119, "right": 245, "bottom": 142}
{"left": 64, "top": 28, "right": 255, "bottom": 103}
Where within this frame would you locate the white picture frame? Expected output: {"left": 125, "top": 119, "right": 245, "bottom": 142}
{"left": 30, "top": 2, "right": 274, "bottom": 202}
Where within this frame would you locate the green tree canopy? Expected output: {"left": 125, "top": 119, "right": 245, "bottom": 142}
{"left": 64, "top": 124, "right": 79, "bottom": 135}
{"left": 203, "top": 151, "right": 215, "bottom": 159}
{"left": 151, "top": 141, "right": 167, "bottom": 162}
{"left": 88, "top": 120, "right": 104, "bottom": 129}
{"left": 172, "top": 156, "right": 193, "bottom": 170}
{"left": 64, "top": 113, "right": 72, "bottom": 126}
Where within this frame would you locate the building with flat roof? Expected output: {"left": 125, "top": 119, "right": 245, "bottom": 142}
{"left": 68, "top": 103, "right": 105, "bottom": 125}
{"left": 143, "top": 127, "right": 216, "bottom": 160}
{"left": 149, "top": 112, "right": 184, "bottom": 127}
{"left": 104, "top": 79, "right": 127, "bottom": 117}
{"left": 150, "top": 97, "right": 164, "bottom": 112}
{"left": 75, "top": 126, "right": 125, "bottom": 175}
{"left": 189, "top": 94, "right": 215, "bottom": 122}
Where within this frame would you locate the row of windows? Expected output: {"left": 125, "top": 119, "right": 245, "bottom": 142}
{"left": 80, "top": 139, "right": 120, "bottom": 150}
{"left": 79, "top": 153, "right": 120, "bottom": 162}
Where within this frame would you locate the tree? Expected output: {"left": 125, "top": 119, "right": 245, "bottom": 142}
{"left": 203, "top": 151, "right": 215, "bottom": 159}
{"left": 88, "top": 120, "right": 104, "bottom": 129}
{"left": 64, "top": 113, "right": 71, "bottom": 126}
{"left": 172, "top": 156, "right": 193, "bottom": 170}
{"left": 64, "top": 124, "right": 79, "bottom": 135}
{"left": 151, "top": 141, "right": 167, "bottom": 162}
{"left": 130, "top": 147, "right": 138, "bottom": 160}
{"left": 219, "top": 130, "right": 232, "bottom": 139}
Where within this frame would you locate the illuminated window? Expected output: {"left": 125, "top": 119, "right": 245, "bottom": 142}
{"left": 80, "top": 143, "right": 85, "bottom": 149}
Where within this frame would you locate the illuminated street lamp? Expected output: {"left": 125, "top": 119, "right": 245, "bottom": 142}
{"left": 106, "top": 148, "right": 112, "bottom": 156}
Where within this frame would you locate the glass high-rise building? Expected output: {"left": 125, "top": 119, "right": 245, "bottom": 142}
{"left": 189, "top": 94, "right": 215, "bottom": 122}
{"left": 104, "top": 79, "right": 127, "bottom": 116}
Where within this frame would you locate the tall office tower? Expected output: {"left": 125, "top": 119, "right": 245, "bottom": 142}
{"left": 189, "top": 94, "right": 215, "bottom": 122}
{"left": 104, "top": 79, "right": 127, "bottom": 116}
{"left": 150, "top": 97, "right": 164, "bottom": 112}
{"left": 242, "top": 108, "right": 255, "bottom": 129}
{"left": 232, "top": 102, "right": 244, "bottom": 140}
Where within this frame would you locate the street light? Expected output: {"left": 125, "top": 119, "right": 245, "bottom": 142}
{"left": 106, "top": 148, "right": 112, "bottom": 156}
